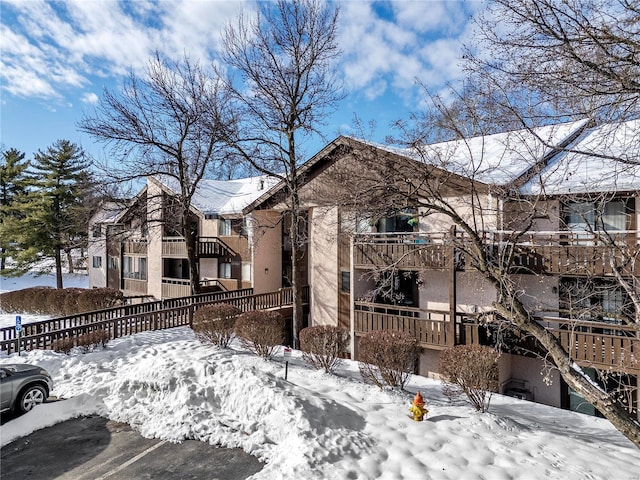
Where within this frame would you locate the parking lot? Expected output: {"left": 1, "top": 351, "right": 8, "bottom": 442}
{"left": 1, "top": 415, "right": 264, "bottom": 480}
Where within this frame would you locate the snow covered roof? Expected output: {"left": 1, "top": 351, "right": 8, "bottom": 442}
{"left": 360, "top": 119, "right": 590, "bottom": 186}
{"left": 91, "top": 201, "right": 127, "bottom": 224}
{"left": 520, "top": 119, "right": 640, "bottom": 195}
{"left": 154, "top": 175, "right": 280, "bottom": 216}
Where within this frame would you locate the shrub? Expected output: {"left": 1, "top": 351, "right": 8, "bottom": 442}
{"left": 439, "top": 344, "right": 500, "bottom": 413}
{"left": 78, "top": 328, "right": 111, "bottom": 353}
{"left": 358, "top": 330, "right": 418, "bottom": 389}
{"left": 300, "top": 325, "right": 349, "bottom": 373}
{"left": 235, "top": 310, "right": 285, "bottom": 359}
{"left": 193, "top": 303, "right": 241, "bottom": 348}
{"left": 0, "top": 287, "right": 123, "bottom": 316}
{"left": 52, "top": 336, "right": 75, "bottom": 354}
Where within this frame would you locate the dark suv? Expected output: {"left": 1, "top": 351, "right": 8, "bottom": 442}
{"left": 0, "top": 364, "right": 53, "bottom": 414}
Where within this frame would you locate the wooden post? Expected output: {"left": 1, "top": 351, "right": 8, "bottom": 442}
{"left": 448, "top": 225, "right": 457, "bottom": 346}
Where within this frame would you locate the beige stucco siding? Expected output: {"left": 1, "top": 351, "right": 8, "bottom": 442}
{"left": 146, "top": 180, "right": 164, "bottom": 299}
{"left": 308, "top": 206, "right": 339, "bottom": 326}
{"left": 250, "top": 210, "right": 283, "bottom": 293}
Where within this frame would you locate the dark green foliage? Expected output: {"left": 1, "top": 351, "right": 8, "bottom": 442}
{"left": 0, "top": 287, "right": 123, "bottom": 315}
{"left": 235, "top": 310, "right": 285, "bottom": 359}
{"left": 358, "top": 330, "right": 418, "bottom": 389}
{"left": 439, "top": 344, "right": 500, "bottom": 413}
{"left": 1, "top": 140, "right": 95, "bottom": 287}
{"left": 300, "top": 325, "right": 349, "bottom": 373}
{"left": 192, "top": 303, "right": 241, "bottom": 347}
{"left": 0, "top": 148, "right": 30, "bottom": 271}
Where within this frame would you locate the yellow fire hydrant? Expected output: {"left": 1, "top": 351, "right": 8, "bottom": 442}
{"left": 409, "top": 391, "right": 428, "bottom": 421}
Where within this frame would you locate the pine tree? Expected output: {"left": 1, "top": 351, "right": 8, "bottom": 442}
{"left": 3, "top": 140, "right": 92, "bottom": 287}
{"left": 0, "top": 148, "right": 30, "bottom": 271}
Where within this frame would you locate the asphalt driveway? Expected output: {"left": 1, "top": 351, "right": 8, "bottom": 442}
{"left": 1, "top": 415, "right": 264, "bottom": 480}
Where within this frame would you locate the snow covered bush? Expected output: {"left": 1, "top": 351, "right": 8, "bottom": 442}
{"left": 439, "top": 344, "right": 500, "bottom": 413}
{"left": 192, "top": 303, "right": 241, "bottom": 348}
{"left": 235, "top": 310, "right": 285, "bottom": 359}
{"left": 52, "top": 328, "right": 110, "bottom": 354}
{"left": 358, "top": 330, "right": 418, "bottom": 389}
{"left": 299, "top": 325, "right": 349, "bottom": 373}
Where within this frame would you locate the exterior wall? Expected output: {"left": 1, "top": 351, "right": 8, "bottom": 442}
{"left": 418, "top": 349, "right": 442, "bottom": 380}
{"left": 308, "top": 206, "right": 339, "bottom": 326}
{"left": 146, "top": 180, "right": 164, "bottom": 299}
{"left": 200, "top": 258, "right": 217, "bottom": 279}
{"left": 419, "top": 193, "right": 497, "bottom": 234}
{"left": 504, "top": 354, "right": 562, "bottom": 408}
{"left": 417, "top": 270, "right": 496, "bottom": 313}
{"left": 199, "top": 217, "right": 218, "bottom": 237}
{"left": 87, "top": 222, "right": 107, "bottom": 288}
{"left": 513, "top": 274, "right": 560, "bottom": 315}
{"left": 250, "top": 210, "right": 283, "bottom": 294}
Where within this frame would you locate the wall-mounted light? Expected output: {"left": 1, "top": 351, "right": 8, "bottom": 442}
{"left": 552, "top": 286, "right": 558, "bottom": 294}
{"left": 264, "top": 268, "right": 269, "bottom": 275}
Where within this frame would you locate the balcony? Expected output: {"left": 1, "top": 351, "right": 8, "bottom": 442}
{"left": 123, "top": 239, "right": 148, "bottom": 255}
{"left": 354, "top": 301, "right": 639, "bottom": 374}
{"left": 353, "top": 233, "right": 451, "bottom": 270}
{"left": 123, "top": 278, "right": 147, "bottom": 295}
{"left": 162, "top": 236, "right": 237, "bottom": 259}
{"left": 353, "top": 231, "right": 640, "bottom": 276}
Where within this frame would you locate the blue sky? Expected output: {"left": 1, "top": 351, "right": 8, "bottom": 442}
{"left": 1, "top": 0, "right": 480, "bottom": 164}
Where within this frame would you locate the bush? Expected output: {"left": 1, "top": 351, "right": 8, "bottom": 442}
{"left": 52, "top": 328, "right": 110, "bottom": 354}
{"left": 439, "top": 344, "right": 500, "bottom": 413}
{"left": 300, "top": 325, "right": 349, "bottom": 373}
{"left": 358, "top": 330, "right": 418, "bottom": 389}
{"left": 193, "top": 303, "right": 241, "bottom": 348}
{"left": 235, "top": 310, "right": 285, "bottom": 359}
{"left": 52, "top": 336, "right": 75, "bottom": 354}
{"left": 0, "top": 287, "right": 123, "bottom": 316}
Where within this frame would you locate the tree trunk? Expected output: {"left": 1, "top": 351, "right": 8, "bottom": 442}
{"left": 289, "top": 191, "right": 304, "bottom": 349}
{"left": 55, "top": 248, "right": 63, "bottom": 289}
{"left": 493, "top": 296, "right": 640, "bottom": 449}
{"left": 66, "top": 249, "right": 74, "bottom": 274}
{"left": 182, "top": 206, "right": 201, "bottom": 296}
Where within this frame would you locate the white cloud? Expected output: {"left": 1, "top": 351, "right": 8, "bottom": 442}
{"left": 1, "top": 0, "right": 477, "bottom": 114}
{"left": 337, "top": 0, "right": 476, "bottom": 105}
{"left": 81, "top": 92, "right": 99, "bottom": 104}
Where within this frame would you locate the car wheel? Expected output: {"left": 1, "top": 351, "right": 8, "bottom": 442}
{"left": 16, "top": 385, "right": 47, "bottom": 413}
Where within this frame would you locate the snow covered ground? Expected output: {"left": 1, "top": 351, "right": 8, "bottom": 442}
{"left": 1, "top": 327, "right": 639, "bottom": 479}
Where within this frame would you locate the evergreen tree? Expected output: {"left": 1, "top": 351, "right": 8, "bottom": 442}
{"left": 0, "top": 148, "right": 30, "bottom": 271}
{"left": 3, "top": 140, "right": 92, "bottom": 287}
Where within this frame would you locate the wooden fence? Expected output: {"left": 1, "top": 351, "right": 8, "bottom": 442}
{"left": 0, "top": 287, "right": 303, "bottom": 355}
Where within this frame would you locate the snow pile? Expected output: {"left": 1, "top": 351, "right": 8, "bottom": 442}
{"left": 1, "top": 327, "right": 639, "bottom": 480}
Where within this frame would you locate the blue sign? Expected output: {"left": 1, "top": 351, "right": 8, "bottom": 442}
{"left": 15, "top": 315, "right": 22, "bottom": 333}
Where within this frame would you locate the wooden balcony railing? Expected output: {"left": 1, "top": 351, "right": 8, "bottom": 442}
{"left": 354, "top": 302, "right": 639, "bottom": 373}
{"left": 354, "top": 302, "right": 452, "bottom": 348}
{"left": 123, "top": 278, "right": 147, "bottom": 294}
{"left": 162, "top": 236, "right": 238, "bottom": 258}
{"left": 353, "top": 231, "right": 640, "bottom": 276}
{"left": 122, "top": 239, "right": 148, "bottom": 255}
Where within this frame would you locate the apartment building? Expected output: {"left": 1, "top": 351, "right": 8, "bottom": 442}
{"left": 88, "top": 174, "right": 277, "bottom": 299}
{"left": 246, "top": 119, "right": 639, "bottom": 417}
{"left": 89, "top": 118, "right": 639, "bottom": 417}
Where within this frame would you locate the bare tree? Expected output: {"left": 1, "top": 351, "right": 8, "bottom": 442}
{"left": 220, "top": 0, "right": 343, "bottom": 347}
{"left": 325, "top": 103, "right": 640, "bottom": 447}
{"left": 469, "top": 0, "right": 640, "bottom": 124}
{"left": 79, "top": 55, "right": 233, "bottom": 295}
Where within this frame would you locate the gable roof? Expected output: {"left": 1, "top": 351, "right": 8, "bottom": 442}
{"left": 520, "top": 119, "right": 640, "bottom": 196}
{"left": 244, "top": 119, "right": 590, "bottom": 212}
{"left": 152, "top": 174, "right": 279, "bottom": 216}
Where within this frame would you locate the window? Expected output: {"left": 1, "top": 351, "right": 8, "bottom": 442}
{"left": 340, "top": 212, "right": 373, "bottom": 234}
{"left": 92, "top": 225, "right": 102, "bottom": 238}
{"left": 219, "top": 219, "right": 231, "bottom": 236}
{"left": 340, "top": 271, "right": 350, "bottom": 293}
{"left": 122, "top": 256, "right": 147, "bottom": 280}
{"left": 376, "top": 208, "right": 417, "bottom": 233}
{"left": 108, "top": 256, "right": 118, "bottom": 270}
{"left": 565, "top": 199, "right": 627, "bottom": 238}
{"left": 219, "top": 262, "right": 231, "bottom": 279}
{"left": 92, "top": 256, "right": 102, "bottom": 268}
